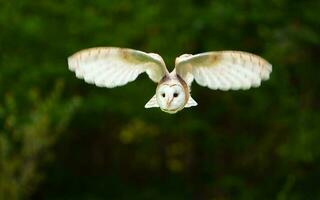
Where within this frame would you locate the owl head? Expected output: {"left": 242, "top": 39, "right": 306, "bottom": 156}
{"left": 155, "top": 79, "right": 188, "bottom": 114}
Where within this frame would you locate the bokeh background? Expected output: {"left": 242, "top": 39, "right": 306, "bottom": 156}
{"left": 1, "top": 0, "right": 320, "bottom": 199}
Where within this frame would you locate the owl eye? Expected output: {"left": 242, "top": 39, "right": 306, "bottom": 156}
{"left": 162, "top": 93, "right": 165, "bottom": 97}
{"left": 173, "top": 92, "right": 179, "bottom": 97}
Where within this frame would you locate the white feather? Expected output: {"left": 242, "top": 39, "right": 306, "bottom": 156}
{"left": 145, "top": 94, "right": 159, "bottom": 108}
{"left": 185, "top": 96, "right": 198, "bottom": 107}
{"left": 175, "top": 51, "right": 272, "bottom": 91}
{"left": 68, "top": 47, "right": 169, "bottom": 88}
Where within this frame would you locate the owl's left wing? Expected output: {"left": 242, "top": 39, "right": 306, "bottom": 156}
{"left": 175, "top": 51, "right": 272, "bottom": 90}
{"left": 68, "top": 47, "right": 168, "bottom": 88}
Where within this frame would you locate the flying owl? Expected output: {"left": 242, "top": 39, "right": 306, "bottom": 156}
{"left": 68, "top": 47, "right": 272, "bottom": 114}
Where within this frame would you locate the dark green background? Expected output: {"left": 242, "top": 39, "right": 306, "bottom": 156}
{"left": 1, "top": 0, "right": 319, "bottom": 199}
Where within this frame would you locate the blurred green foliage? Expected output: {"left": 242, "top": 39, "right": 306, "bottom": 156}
{"left": 0, "top": 82, "right": 79, "bottom": 199}
{"left": 0, "top": 0, "right": 319, "bottom": 199}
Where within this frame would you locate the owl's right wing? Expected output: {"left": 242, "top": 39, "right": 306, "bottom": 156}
{"left": 175, "top": 51, "right": 272, "bottom": 90}
{"left": 68, "top": 47, "right": 169, "bottom": 88}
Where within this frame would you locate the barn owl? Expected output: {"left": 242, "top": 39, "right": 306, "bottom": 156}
{"left": 68, "top": 47, "right": 272, "bottom": 114}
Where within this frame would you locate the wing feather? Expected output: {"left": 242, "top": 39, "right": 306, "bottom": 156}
{"left": 175, "top": 51, "right": 272, "bottom": 90}
{"left": 207, "top": 71, "right": 220, "bottom": 90}
{"left": 68, "top": 47, "right": 168, "bottom": 88}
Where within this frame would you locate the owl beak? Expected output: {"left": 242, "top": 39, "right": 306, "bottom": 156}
{"left": 166, "top": 97, "right": 174, "bottom": 108}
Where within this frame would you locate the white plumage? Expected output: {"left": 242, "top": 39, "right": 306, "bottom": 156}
{"left": 68, "top": 47, "right": 272, "bottom": 114}
{"left": 175, "top": 51, "right": 272, "bottom": 90}
{"left": 68, "top": 47, "right": 168, "bottom": 88}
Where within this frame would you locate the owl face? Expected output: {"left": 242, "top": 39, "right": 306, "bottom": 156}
{"left": 156, "top": 81, "right": 187, "bottom": 114}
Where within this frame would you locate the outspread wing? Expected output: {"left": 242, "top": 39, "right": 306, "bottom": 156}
{"left": 68, "top": 47, "right": 169, "bottom": 88}
{"left": 175, "top": 51, "right": 272, "bottom": 90}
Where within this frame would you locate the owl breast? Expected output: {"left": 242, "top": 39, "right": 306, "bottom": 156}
{"left": 155, "top": 75, "right": 189, "bottom": 114}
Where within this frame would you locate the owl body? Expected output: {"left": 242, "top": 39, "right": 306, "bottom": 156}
{"left": 68, "top": 47, "right": 272, "bottom": 114}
